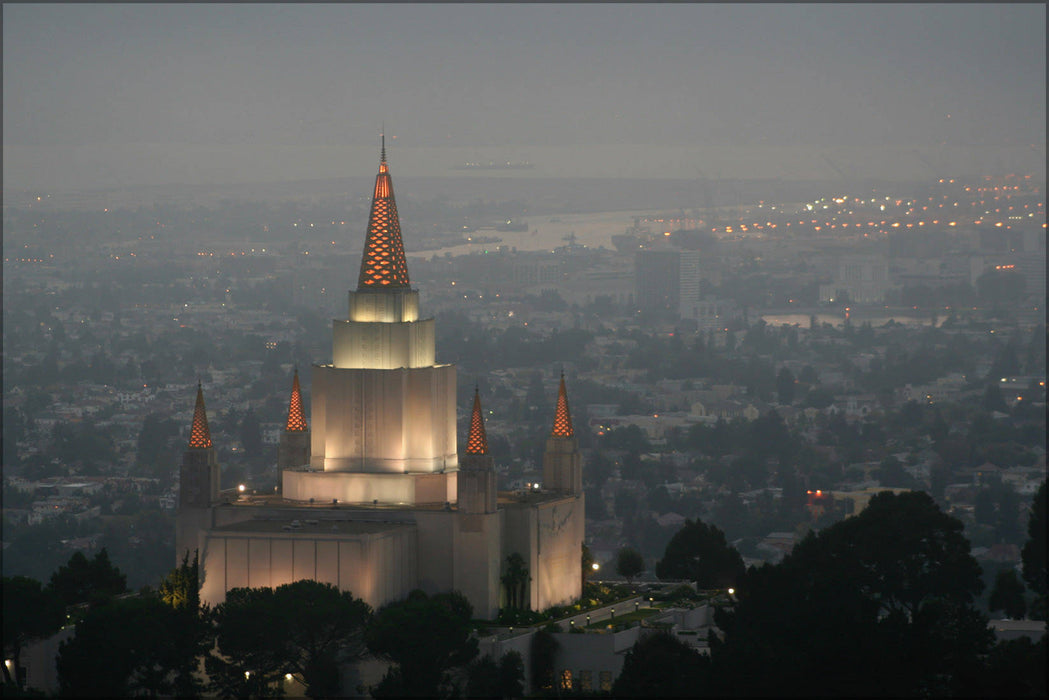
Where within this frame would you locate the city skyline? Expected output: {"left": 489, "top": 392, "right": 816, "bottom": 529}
{"left": 3, "top": 3, "right": 1045, "bottom": 192}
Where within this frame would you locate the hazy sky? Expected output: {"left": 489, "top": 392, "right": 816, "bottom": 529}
{"left": 3, "top": 3, "right": 1045, "bottom": 191}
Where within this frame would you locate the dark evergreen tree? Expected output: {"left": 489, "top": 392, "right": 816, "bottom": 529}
{"left": 616, "top": 547, "right": 645, "bottom": 583}
{"left": 366, "top": 590, "right": 477, "bottom": 698}
{"left": 1020, "top": 480, "right": 1046, "bottom": 619}
{"left": 612, "top": 631, "right": 710, "bottom": 697}
{"left": 528, "top": 629, "right": 559, "bottom": 694}
{"left": 710, "top": 491, "right": 992, "bottom": 697}
{"left": 655, "top": 519, "right": 745, "bottom": 589}
{"left": 208, "top": 580, "right": 371, "bottom": 698}
{"left": 57, "top": 594, "right": 205, "bottom": 698}
{"left": 988, "top": 568, "right": 1027, "bottom": 620}
{"left": 48, "top": 548, "right": 127, "bottom": 607}
{"left": 2, "top": 576, "right": 65, "bottom": 688}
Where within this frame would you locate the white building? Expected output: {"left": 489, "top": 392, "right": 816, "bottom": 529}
{"left": 177, "top": 145, "right": 585, "bottom": 620}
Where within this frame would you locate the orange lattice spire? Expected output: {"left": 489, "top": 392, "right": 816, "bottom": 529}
{"left": 285, "top": 368, "right": 308, "bottom": 432}
{"left": 465, "top": 387, "right": 488, "bottom": 455}
{"left": 357, "top": 134, "right": 411, "bottom": 289}
{"left": 551, "top": 372, "right": 574, "bottom": 438}
{"left": 188, "top": 383, "right": 213, "bottom": 449}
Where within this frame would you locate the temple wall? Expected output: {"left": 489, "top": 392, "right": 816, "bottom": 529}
{"left": 282, "top": 470, "right": 457, "bottom": 506}
{"left": 501, "top": 496, "right": 585, "bottom": 612}
{"left": 453, "top": 511, "right": 502, "bottom": 620}
{"left": 310, "top": 364, "right": 457, "bottom": 474}
{"left": 197, "top": 524, "right": 417, "bottom": 610}
{"left": 347, "top": 288, "right": 419, "bottom": 324}
{"left": 332, "top": 318, "right": 435, "bottom": 369}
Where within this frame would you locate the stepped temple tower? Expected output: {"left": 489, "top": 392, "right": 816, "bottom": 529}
{"left": 176, "top": 142, "right": 584, "bottom": 619}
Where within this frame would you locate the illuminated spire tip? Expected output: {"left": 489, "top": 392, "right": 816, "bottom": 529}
{"left": 465, "top": 387, "right": 488, "bottom": 455}
{"left": 285, "top": 368, "right": 308, "bottom": 432}
{"left": 551, "top": 372, "right": 574, "bottom": 438}
{"left": 188, "top": 383, "right": 213, "bottom": 449}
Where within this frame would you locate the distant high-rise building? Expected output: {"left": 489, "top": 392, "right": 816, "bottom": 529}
{"left": 177, "top": 141, "right": 584, "bottom": 619}
{"left": 635, "top": 248, "right": 702, "bottom": 317}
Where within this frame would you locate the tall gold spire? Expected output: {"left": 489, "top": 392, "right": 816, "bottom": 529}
{"left": 357, "top": 136, "right": 411, "bottom": 289}
{"left": 188, "top": 383, "right": 213, "bottom": 449}
{"left": 466, "top": 387, "right": 488, "bottom": 455}
{"left": 285, "top": 369, "right": 308, "bottom": 432}
{"left": 551, "top": 372, "right": 574, "bottom": 438}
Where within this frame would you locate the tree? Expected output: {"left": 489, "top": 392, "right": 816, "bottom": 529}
{"left": 875, "top": 455, "right": 916, "bottom": 489}
{"left": 989, "top": 568, "right": 1027, "bottom": 620}
{"left": 1020, "top": 480, "right": 1046, "bottom": 619}
{"left": 972, "top": 636, "right": 1047, "bottom": 698}
{"left": 616, "top": 547, "right": 645, "bottom": 584}
{"left": 528, "top": 628, "right": 559, "bottom": 694}
{"left": 655, "top": 519, "right": 745, "bottom": 590}
{"left": 159, "top": 550, "right": 200, "bottom": 612}
{"left": 136, "top": 412, "right": 181, "bottom": 476}
{"left": 366, "top": 590, "right": 478, "bottom": 698}
{"left": 775, "top": 367, "right": 796, "bottom": 405}
{"left": 464, "top": 652, "right": 524, "bottom": 699}
{"left": 501, "top": 553, "right": 530, "bottom": 611}
{"left": 710, "top": 491, "right": 992, "bottom": 697}
{"left": 57, "top": 594, "right": 205, "bottom": 698}
{"left": 612, "top": 631, "right": 709, "bottom": 697}
{"left": 48, "top": 548, "right": 127, "bottom": 608}
{"left": 2, "top": 576, "right": 65, "bottom": 688}
{"left": 581, "top": 542, "right": 595, "bottom": 589}
{"left": 239, "top": 409, "right": 264, "bottom": 462}
{"left": 208, "top": 580, "right": 372, "bottom": 698}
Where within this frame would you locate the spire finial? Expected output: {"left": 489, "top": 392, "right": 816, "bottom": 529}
{"left": 286, "top": 368, "right": 308, "bottom": 432}
{"left": 358, "top": 126, "right": 410, "bottom": 289}
{"left": 466, "top": 388, "right": 488, "bottom": 455}
{"left": 552, "top": 374, "right": 574, "bottom": 438}
{"left": 189, "top": 384, "right": 213, "bottom": 449}
{"left": 381, "top": 124, "right": 386, "bottom": 164}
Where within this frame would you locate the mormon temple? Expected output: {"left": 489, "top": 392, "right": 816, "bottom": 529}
{"left": 176, "top": 142, "right": 584, "bottom": 619}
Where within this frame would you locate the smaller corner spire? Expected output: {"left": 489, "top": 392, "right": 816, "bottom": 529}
{"left": 188, "top": 384, "right": 213, "bottom": 449}
{"left": 285, "top": 368, "right": 308, "bottom": 432}
{"left": 466, "top": 387, "right": 488, "bottom": 455}
{"left": 551, "top": 373, "right": 574, "bottom": 438}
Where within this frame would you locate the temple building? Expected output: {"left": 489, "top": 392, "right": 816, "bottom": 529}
{"left": 176, "top": 142, "right": 584, "bottom": 619}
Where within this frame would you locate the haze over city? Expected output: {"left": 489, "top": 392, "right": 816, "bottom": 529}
{"left": 2, "top": 3, "right": 1046, "bottom": 698}
{"left": 4, "top": 3, "right": 1045, "bottom": 193}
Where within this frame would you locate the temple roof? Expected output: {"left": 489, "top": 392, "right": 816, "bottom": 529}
{"left": 285, "top": 369, "right": 308, "bottom": 432}
{"left": 551, "top": 373, "right": 574, "bottom": 438}
{"left": 357, "top": 137, "right": 411, "bottom": 289}
{"left": 188, "top": 383, "right": 213, "bottom": 449}
{"left": 465, "top": 387, "right": 488, "bottom": 455}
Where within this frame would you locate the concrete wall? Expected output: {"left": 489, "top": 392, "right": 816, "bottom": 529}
{"left": 282, "top": 470, "right": 457, "bottom": 506}
{"left": 332, "top": 318, "right": 435, "bottom": 369}
{"left": 198, "top": 523, "right": 417, "bottom": 611}
{"left": 310, "top": 364, "right": 457, "bottom": 475}
{"left": 501, "top": 495, "right": 585, "bottom": 612}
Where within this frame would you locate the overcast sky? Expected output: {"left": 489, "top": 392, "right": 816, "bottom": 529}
{"left": 3, "top": 3, "right": 1045, "bottom": 191}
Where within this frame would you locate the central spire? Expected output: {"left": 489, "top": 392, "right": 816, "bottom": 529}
{"left": 357, "top": 136, "right": 411, "bottom": 289}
